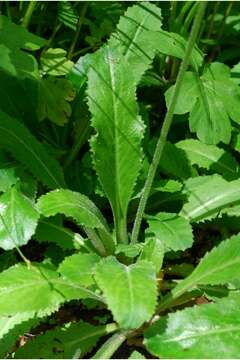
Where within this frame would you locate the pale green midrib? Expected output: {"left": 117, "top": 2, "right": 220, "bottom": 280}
{"left": 0, "top": 278, "right": 101, "bottom": 302}
{"left": 107, "top": 49, "right": 122, "bottom": 222}
{"left": 172, "top": 254, "right": 240, "bottom": 299}
{"left": 123, "top": 11, "right": 151, "bottom": 60}
{"left": 162, "top": 324, "right": 240, "bottom": 344}
{"left": 0, "top": 125, "right": 62, "bottom": 188}
{"left": 125, "top": 267, "right": 135, "bottom": 327}
{"left": 41, "top": 202, "right": 103, "bottom": 228}
{"left": 184, "top": 185, "right": 240, "bottom": 220}
{"left": 180, "top": 147, "right": 236, "bottom": 174}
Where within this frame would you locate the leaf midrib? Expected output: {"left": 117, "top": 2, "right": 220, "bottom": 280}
{"left": 162, "top": 324, "right": 240, "bottom": 344}
{"left": 185, "top": 184, "right": 240, "bottom": 220}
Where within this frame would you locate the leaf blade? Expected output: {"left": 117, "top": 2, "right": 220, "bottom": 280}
{"left": 94, "top": 257, "right": 157, "bottom": 329}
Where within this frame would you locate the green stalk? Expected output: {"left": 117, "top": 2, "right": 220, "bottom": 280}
{"left": 21, "top": 1, "right": 37, "bottom": 29}
{"left": 131, "top": 2, "right": 207, "bottom": 244}
{"left": 68, "top": 3, "right": 88, "bottom": 60}
{"left": 92, "top": 331, "right": 128, "bottom": 359}
{"left": 115, "top": 213, "right": 128, "bottom": 244}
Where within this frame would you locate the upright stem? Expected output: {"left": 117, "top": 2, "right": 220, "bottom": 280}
{"left": 115, "top": 214, "right": 128, "bottom": 244}
{"left": 21, "top": 1, "right": 37, "bottom": 29}
{"left": 92, "top": 331, "right": 128, "bottom": 359}
{"left": 68, "top": 3, "right": 88, "bottom": 60}
{"left": 131, "top": 3, "right": 206, "bottom": 244}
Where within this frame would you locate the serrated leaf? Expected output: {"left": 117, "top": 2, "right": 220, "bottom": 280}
{"left": 0, "top": 185, "right": 39, "bottom": 250}
{"left": 158, "top": 234, "right": 240, "bottom": 311}
{"left": 181, "top": 175, "right": 240, "bottom": 222}
{"left": 15, "top": 321, "right": 117, "bottom": 359}
{"left": 94, "top": 257, "right": 157, "bottom": 329}
{"left": 0, "top": 305, "right": 59, "bottom": 358}
{"left": 0, "top": 262, "right": 102, "bottom": 316}
{"left": 108, "top": 2, "right": 162, "bottom": 84}
{"left": 0, "top": 110, "right": 66, "bottom": 189}
{"left": 40, "top": 48, "right": 74, "bottom": 76}
{"left": 70, "top": 3, "right": 162, "bottom": 92}
{"left": 38, "top": 77, "right": 75, "bottom": 126}
{"left": 145, "top": 293, "right": 240, "bottom": 358}
{"left": 37, "top": 189, "right": 108, "bottom": 231}
{"left": 37, "top": 189, "right": 115, "bottom": 254}
{"left": 59, "top": 253, "right": 100, "bottom": 287}
{"left": 147, "top": 212, "right": 193, "bottom": 252}
{"left": 87, "top": 46, "right": 144, "bottom": 242}
{"left": 177, "top": 139, "right": 239, "bottom": 180}
{"left": 138, "top": 238, "right": 164, "bottom": 273}
{"left": 165, "top": 63, "right": 240, "bottom": 144}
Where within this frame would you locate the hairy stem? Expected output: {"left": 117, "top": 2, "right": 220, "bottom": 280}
{"left": 131, "top": 2, "right": 206, "bottom": 244}
{"left": 68, "top": 3, "right": 88, "bottom": 60}
{"left": 21, "top": 1, "right": 37, "bottom": 29}
{"left": 92, "top": 331, "right": 128, "bottom": 359}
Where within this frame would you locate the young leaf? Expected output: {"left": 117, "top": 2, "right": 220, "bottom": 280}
{"left": 147, "top": 212, "right": 193, "bottom": 252}
{"left": 138, "top": 238, "right": 164, "bottom": 273}
{"left": 58, "top": 253, "right": 100, "bottom": 287}
{"left": 181, "top": 175, "right": 240, "bottom": 222}
{"left": 145, "top": 293, "right": 240, "bottom": 358}
{"left": 94, "top": 257, "right": 157, "bottom": 329}
{"left": 0, "top": 262, "right": 102, "bottom": 316}
{"left": 87, "top": 46, "right": 144, "bottom": 242}
{"left": 0, "top": 111, "right": 66, "bottom": 189}
{"left": 158, "top": 234, "right": 240, "bottom": 311}
{"left": 38, "top": 77, "right": 75, "bottom": 126}
{"left": 176, "top": 139, "right": 239, "bottom": 180}
{"left": 0, "top": 185, "right": 39, "bottom": 250}
{"left": 165, "top": 63, "right": 240, "bottom": 144}
{"left": 15, "top": 321, "right": 117, "bottom": 359}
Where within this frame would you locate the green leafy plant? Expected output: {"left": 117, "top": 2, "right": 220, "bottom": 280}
{"left": 1, "top": 1, "right": 240, "bottom": 358}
